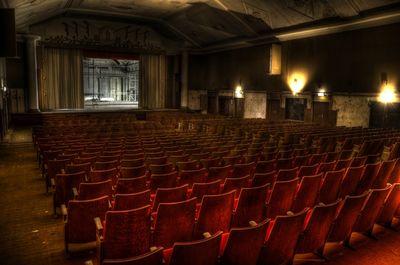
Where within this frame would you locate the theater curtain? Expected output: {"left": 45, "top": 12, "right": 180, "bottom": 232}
{"left": 38, "top": 47, "right": 83, "bottom": 110}
{"left": 140, "top": 54, "right": 167, "bottom": 109}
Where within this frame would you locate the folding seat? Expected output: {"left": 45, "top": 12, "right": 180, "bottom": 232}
{"left": 297, "top": 164, "right": 319, "bottom": 179}
{"left": 222, "top": 176, "right": 251, "bottom": 197}
{"left": 93, "top": 160, "right": 119, "bottom": 170}
{"left": 190, "top": 180, "right": 221, "bottom": 203}
{"left": 388, "top": 158, "right": 400, "bottom": 184}
{"left": 350, "top": 185, "right": 391, "bottom": 241}
{"left": 46, "top": 158, "right": 71, "bottom": 192}
{"left": 295, "top": 200, "right": 341, "bottom": 259}
{"left": 115, "top": 176, "right": 148, "bottom": 194}
{"left": 95, "top": 205, "right": 151, "bottom": 263}
{"left": 165, "top": 231, "right": 222, "bottom": 265}
{"left": 102, "top": 151, "right": 122, "bottom": 157}
{"left": 194, "top": 190, "right": 235, "bottom": 239}
{"left": 64, "top": 195, "right": 110, "bottom": 254}
{"left": 165, "top": 149, "right": 185, "bottom": 156}
{"left": 57, "top": 153, "right": 79, "bottom": 161}
{"left": 200, "top": 157, "right": 222, "bottom": 169}
{"left": 74, "top": 156, "right": 97, "bottom": 166}
{"left": 146, "top": 156, "right": 168, "bottom": 165}
{"left": 76, "top": 179, "right": 113, "bottom": 200}
{"left": 242, "top": 153, "right": 260, "bottom": 163}
{"left": 120, "top": 165, "right": 147, "bottom": 178}
{"left": 97, "top": 155, "right": 120, "bottom": 163}
{"left": 292, "top": 173, "right": 323, "bottom": 213}
{"left": 319, "top": 169, "right": 346, "bottom": 204}
{"left": 251, "top": 171, "right": 276, "bottom": 188}
{"left": 152, "top": 197, "right": 197, "bottom": 248}
{"left": 327, "top": 192, "right": 370, "bottom": 244}
{"left": 355, "top": 162, "right": 381, "bottom": 195}
{"left": 266, "top": 178, "right": 299, "bottom": 219}
{"left": 90, "top": 168, "right": 119, "bottom": 183}
{"left": 212, "top": 150, "right": 231, "bottom": 159}
{"left": 338, "top": 166, "right": 364, "bottom": 198}
{"left": 101, "top": 247, "right": 164, "bottom": 265}
{"left": 255, "top": 159, "right": 276, "bottom": 174}
{"left": 339, "top": 149, "right": 353, "bottom": 160}
{"left": 372, "top": 159, "right": 396, "bottom": 189}
{"left": 150, "top": 163, "right": 175, "bottom": 174}
{"left": 231, "top": 162, "right": 256, "bottom": 179}
{"left": 292, "top": 154, "right": 311, "bottom": 168}
{"left": 120, "top": 158, "right": 144, "bottom": 168}
{"left": 113, "top": 190, "right": 151, "bottom": 211}
{"left": 220, "top": 219, "right": 270, "bottom": 265}
{"left": 231, "top": 183, "right": 269, "bottom": 227}
{"left": 257, "top": 209, "right": 309, "bottom": 265}
{"left": 276, "top": 150, "right": 293, "bottom": 159}
{"left": 191, "top": 152, "right": 211, "bottom": 161}
{"left": 293, "top": 148, "right": 306, "bottom": 156}
{"left": 377, "top": 183, "right": 400, "bottom": 227}
{"left": 176, "top": 160, "right": 199, "bottom": 171}
{"left": 122, "top": 152, "right": 145, "bottom": 160}
{"left": 334, "top": 157, "right": 352, "bottom": 171}
{"left": 317, "top": 161, "right": 336, "bottom": 174}
{"left": 53, "top": 171, "right": 86, "bottom": 214}
{"left": 65, "top": 162, "right": 91, "bottom": 175}
{"left": 150, "top": 171, "right": 178, "bottom": 192}
{"left": 275, "top": 157, "right": 294, "bottom": 170}
{"left": 168, "top": 154, "right": 190, "bottom": 167}
{"left": 222, "top": 155, "right": 243, "bottom": 166}
{"left": 350, "top": 155, "right": 368, "bottom": 167}
{"left": 366, "top": 154, "right": 380, "bottom": 164}
{"left": 152, "top": 185, "right": 189, "bottom": 212}
{"left": 207, "top": 165, "right": 233, "bottom": 182}
{"left": 324, "top": 151, "right": 340, "bottom": 163}
{"left": 259, "top": 151, "right": 278, "bottom": 161}
{"left": 145, "top": 151, "right": 165, "bottom": 158}
{"left": 308, "top": 153, "right": 326, "bottom": 166}
{"left": 179, "top": 168, "right": 208, "bottom": 188}
{"left": 276, "top": 167, "right": 298, "bottom": 181}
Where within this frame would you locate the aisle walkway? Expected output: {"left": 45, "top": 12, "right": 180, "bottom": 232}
{"left": 0, "top": 127, "right": 399, "bottom": 265}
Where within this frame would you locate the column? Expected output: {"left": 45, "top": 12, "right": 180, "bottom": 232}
{"left": 26, "top": 35, "right": 41, "bottom": 112}
{"left": 180, "top": 51, "right": 188, "bottom": 109}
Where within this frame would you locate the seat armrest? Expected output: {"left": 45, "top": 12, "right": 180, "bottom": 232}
{"left": 72, "top": 187, "right": 78, "bottom": 198}
{"left": 61, "top": 169, "right": 66, "bottom": 174}
{"left": 249, "top": 220, "right": 258, "bottom": 227}
{"left": 84, "top": 260, "right": 94, "bottom": 265}
{"left": 61, "top": 204, "right": 68, "bottom": 222}
{"left": 203, "top": 232, "right": 211, "bottom": 239}
{"left": 94, "top": 217, "right": 104, "bottom": 239}
{"left": 50, "top": 178, "right": 56, "bottom": 189}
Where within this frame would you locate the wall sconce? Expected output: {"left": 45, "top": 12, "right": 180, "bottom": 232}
{"left": 378, "top": 81, "right": 396, "bottom": 104}
{"left": 317, "top": 88, "right": 328, "bottom": 97}
{"left": 288, "top": 72, "right": 306, "bottom": 95}
{"left": 234, "top": 81, "right": 244, "bottom": 98}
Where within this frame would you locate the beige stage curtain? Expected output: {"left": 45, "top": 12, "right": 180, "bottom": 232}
{"left": 38, "top": 47, "right": 83, "bottom": 110}
{"left": 140, "top": 54, "right": 167, "bottom": 109}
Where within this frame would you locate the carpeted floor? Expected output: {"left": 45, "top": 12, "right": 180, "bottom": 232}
{"left": 0, "top": 127, "right": 399, "bottom": 265}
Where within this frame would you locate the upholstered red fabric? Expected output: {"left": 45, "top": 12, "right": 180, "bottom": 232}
{"left": 113, "top": 190, "right": 151, "bottom": 211}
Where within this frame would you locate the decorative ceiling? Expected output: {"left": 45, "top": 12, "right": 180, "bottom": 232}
{"left": 3, "top": 0, "right": 400, "bottom": 50}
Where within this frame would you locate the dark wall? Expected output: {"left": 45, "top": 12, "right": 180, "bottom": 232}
{"left": 6, "top": 42, "right": 27, "bottom": 89}
{"left": 188, "top": 22, "right": 400, "bottom": 94}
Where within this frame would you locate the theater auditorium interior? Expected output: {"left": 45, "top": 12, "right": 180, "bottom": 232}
{"left": 1, "top": 0, "right": 400, "bottom": 265}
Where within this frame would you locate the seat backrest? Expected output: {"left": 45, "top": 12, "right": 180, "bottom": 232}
{"left": 195, "top": 190, "right": 235, "bottom": 238}
{"left": 115, "top": 176, "right": 148, "bottom": 194}
{"left": 150, "top": 163, "right": 175, "bottom": 174}
{"left": 372, "top": 159, "right": 396, "bottom": 189}
{"left": 292, "top": 173, "right": 323, "bottom": 213}
{"left": 65, "top": 162, "right": 91, "bottom": 175}
{"left": 97, "top": 155, "right": 120, "bottom": 163}
{"left": 221, "top": 219, "right": 270, "bottom": 265}
{"left": 353, "top": 184, "right": 392, "bottom": 233}
{"left": 78, "top": 179, "right": 113, "bottom": 200}
{"left": 295, "top": 200, "right": 341, "bottom": 254}
{"left": 200, "top": 157, "right": 222, "bottom": 169}
{"left": 276, "top": 157, "right": 294, "bottom": 170}
{"left": 120, "top": 165, "right": 147, "bottom": 178}
{"left": 222, "top": 175, "right": 251, "bottom": 197}
{"left": 276, "top": 167, "right": 298, "bottom": 181}
{"left": 255, "top": 159, "right": 276, "bottom": 174}
{"left": 179, "top": 168, "right": 208, "bottom": 188}
{"left": 319, "top": 169, "right": 346, "bottom": 204}
{"left": 338, "top": 166, "right": 364, "bottom": 198}
{"left": 54, "top": 171, "right": 86, "bottom": 206}
{"left": 232, "top": 162, "right": 256, "bottom": 178}
{"left": 350, "top": 156, "right": 367, "bottom": 167}
{"left": 102, "top": 247, "right": 164, "bottom": 265}
{"left": 120, "top": 158, "right": 145, "bottom": 168}
{"left": 89, "top": 168, "right": 118, "bottom": 183}
{"left": 66, "top": 195, "right": 109, "bottom": 244}
{"left": 113, "top": 190, "right": 151, "bottom": 211}
{"left": 190, "top": 180, "right": 221, "bottom": 203}
{"left": 327, "top": 192, "right": 370, "bottom": 243}
{"left": 297, "top": 164, "right": 319, "bottom": 179}
{"left": 266, "top": 178, "right": 299, "bottom": 219}
{"left": 377, "top": 183, "right": 400, "bottom": 224}
{"left": 168, "top": 231, "right": 222, "bottom": 265}
{"left": 47, "top": 159, "right": 70, "bottom": 180}
{"left": 232, "top": 183, "right": 269, "bottom": 227}
{"left": 258, "top": 208, "right": 308, "bottom": 265}
{"left": 292, "top": 154, "right": 311, "bottom": 168}
{"left": 103, "top": 205, "right": 151, "bottom": 259}
{"left": 251, "top": 171, "right": 276, "bottom": 188}
{"left": 207, "top": 165, "right": 233, "bottom": 182}
{"left": 334, "top": 158, "right": 352, "bottom": 171}
{"left": 153, "top": 197, "right": 197, "bottom": 248}
{"left": 308, "top": 153, "right": 326, "bottom": 166}
{"left": 150, "top": 171, "right": 178, "bottom": 192}
{"left": 324, "top": 151, "right": 340, "bottom": 163}
{"left": 152, "top": 184, "right": 188, "bottom": 211}
{"left": 355, "top": 162, "right": 381, "bottom": 195}
{"left": 94, "top": 160, "right": 119, "bottom": 170}
{"left": 317, "top": 161, "right": 336, "bottom": 174}
{"left": 176, "top": 160, "right": 200, "bottom": 171}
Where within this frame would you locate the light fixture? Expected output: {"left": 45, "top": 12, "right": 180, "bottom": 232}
{"left": 288, "top": 72, "right": 307, "bottom": 95}
{"left": 317, "top": 88, "right": 327, "bottom": 97}
{"left": 234, "top": 81, "right": 244, "bottom": 98}
{"left": 378, "top": 81, "right": 396, "bottom": 104}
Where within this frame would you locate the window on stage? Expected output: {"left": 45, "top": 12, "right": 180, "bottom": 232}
{"left": 82, "top": 54, "right": 140, "bottom": 108}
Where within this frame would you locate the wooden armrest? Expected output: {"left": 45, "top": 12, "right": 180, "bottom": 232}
{"left": 94, "top": 217, "right": 103, "bottom": 232}
{"left": 249, "top": 220, "right": 258, "bottom": 227}
{"left": 150, "top": 246, "right": 158, "bottom": 252}
{"left": 108, "top": 200, "right": 112, "bottom": 209}
{"left": 203, "top": 232, "right": 211, "bottom": 239}
{"left": 84, "top": 260, "right": 94, "bottom": 265}
{"left": 61, "top": 169, "right": 66, "bottom": 174}
{"left": 286, "top": 211, "right": 294, "bottom": 216}
{"left": 72, "top": 187, "right": 78, "bottom": 198}
{"left": 50, "top": 178, "right": 56, "bottom": 188}
{"left": 61, "top": 204, "right": 68, "bottom": 222}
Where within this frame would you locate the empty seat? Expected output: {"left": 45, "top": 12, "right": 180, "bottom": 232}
{"left": 338, "top": 166, "right": 364, "bottom": 198}
{"left": 176, "top": 160, "right": 200, "bottom": 171}
{"left": 292, "top": 173, "right": 323, "bottom": 213}
{"left": 113, "top": 190, "right": 151, "bottom": 211}
{"left": 372, "top": 159, "right": 396, "bottom": 189}
{"left": 292, "top": 154, "right": 311, "bottom": 168}
{"left": 152, "top": 185, "right": 189, "bottom": 212}
{"left": 266, "top": 178, "right": 299, "bottom": 219}
{"left": 231, "top": 162, "right": 255, "bottom": 178}
{"left": 207, "top": 165, "right": 233, "bottom": 182}
{"left": 94, "top": 160, "right": 119, "bottom": 170}
{"left": 190, "top": 180, "right": 221, "bottom": 203}
{"left": 308, "top": 153, "right": 326, "bottom": 166}
{"left": 220, "top": 219, "right": 270, "bottom": 265}
{"left": 324, "top": 151, "right": 340, "bottom": 163}
{"left": 150, "top": 163, "right": 175, "bottom": 174}
{"left": 222, "top": 176, "right": 251, "bottom": 197}
{"left": 194, "top": 190, "right": 235, "bottom": 239}
{"left": 115, "top": 176, "right": 148, "bottom": 194}
{"left": 276, "top": 167, "right": 298, "bottom": 181}
{"left": 179, "top": 168, "right": 208, "bottom": 188}
{"left": 377, "top": 183, "right": 400, "bottom": 227}
{"left": 251, "top": 171, "right": 276, "bottom": 188}
{"left": 275, "top": 157, "right": 294, "bottom": 170}
{"left": 90, "top": 168, "right": 119, "bottom": 183}
{"left": 65, "top": 162, "right": 91, "bottom": 176}
{"left": 257, "top": 209, "right": 309, "bottom": 265}
{"left": 350, "top": 156, "right": 367, "bottom": 167}
{"left": 255, "top": 159, "right": 276, "bottom": 174}
{"left": 334, "top": 158, "right": 352, "bottom": 171}
{"left": 120, "top": 158, "right": 145, "bottom": 168}
{"left": 200, "top": 157, "right": 222, "bottom": 169}
{"left": 317, "top": 161, "right": 336, "bottom": 174}
{"left": 232, "top": 183, "right": 269, "bottom": 227}
{"left": 53, "top": 171, "right": 86, "bottom": 214}
{"left": 297, "top": 164, "right": 319, "bottom": 179}
{"left": 355, "top": 162, "right": 381, "bottom": 195}
{"left": 319, "top": 169, "right": 346, "bottom": 204}
{"left": 101, "top": 247, "right": 164, "bottom": 265}
{"left": 120, "top": 165, "right": 147, "bottom": 178}
{"left": 152, "top": 197, "right": 197, "bottom": 248}
{"left": 150, "top": 171, "right": 178, "bottom": 192}
{"left": 77, "top": 179, "right": 113, "bottom": 200}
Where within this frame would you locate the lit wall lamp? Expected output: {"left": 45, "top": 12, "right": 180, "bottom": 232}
{"left": 288, "top": 72, "right": 306, "bottom": 95}
{"left": 378, "top": 80, "right": 396, "bottom": 104}
{"left": 234, "top": 80, "right": 244, "bottom": 99}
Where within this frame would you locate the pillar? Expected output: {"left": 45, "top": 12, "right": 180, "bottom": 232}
{"left": 180, "top": 51, "right": 188, "bottom": 109}
{"left": 26, "top": 35, "right": 40, "bottom": 112}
